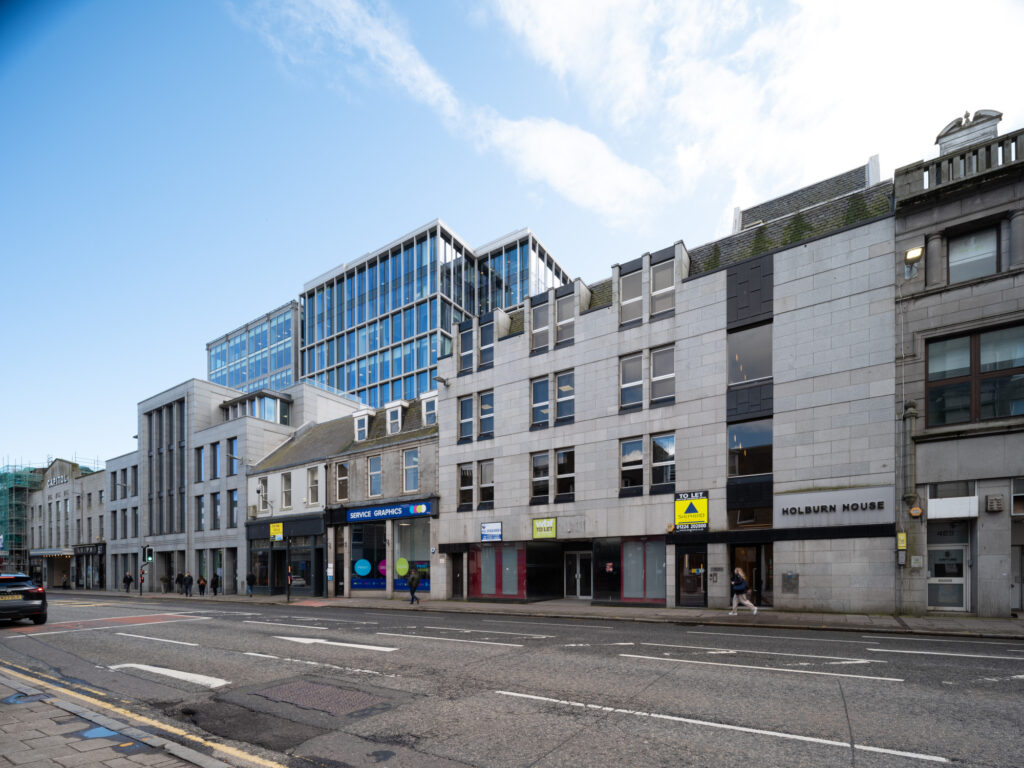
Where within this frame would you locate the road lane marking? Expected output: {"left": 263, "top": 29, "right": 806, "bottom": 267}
{"left": 423, "top": 625, "right": 552, "bottom": 638}
{"left": 274, "top": 636, "right": 397, "bottom": 652}
{"left": 495, "top": 691, "right": 946, "bottom": 763}
{"left": 642, "top": 642, "right": 883, "bottom": 663}
{"left": 689, "top": 630, "right": 878, "bottom": 645}
{"left": 376, "top": 632, "right": 523, "bottom": 647}
{"left": 244, "top": 652, "right": 280, "bottom": 658}
{"left": 482, "top": 619, "right": 613, "bottom": 630}
{"left": 115, "top": 633, "right": 198, "bottom": 647}
{"left": 865, "top": 635, "right": 1023, "bottom": 647}
{"left": 6, "top": 616, "right": 211, "bottom": 637}
{"left": 243, "top": 620, "right": 331, "bottom": 630}
{"left": 867, "top": 648, "right": 1024, "bottom": 661}
{"left": 287, "top": 616, "right": 377, "bottom": 625}
{"left": 109, "top": 664, "right": 229, "bottom": 689}
{"left": 621, "top": 654, "right": 903, "bottom": 682}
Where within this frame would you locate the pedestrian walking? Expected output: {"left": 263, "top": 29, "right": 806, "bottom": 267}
{"left": 175, "top": 572, "right": 184, "bottom": 594}
{"left": 210, "top": 574, "right": 219, "bottom": 596}
{"left": 246, "top": 571, "right": 255, "bottom": 597}
{"left": 729, "top": 567, "right": 757, "bottom": 616}
{"left": 184, "top": 571, "right": 194, "bottom": 597}
{"left": 197, "top": 575, "right": 207, "bottom": 596}
{"left": 407, "top": 566, "right": 421, "bottom": 605}
{"left": 122, "top": 572, "right": 134, "bottom": 593}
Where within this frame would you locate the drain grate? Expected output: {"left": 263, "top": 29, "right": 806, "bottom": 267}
{"left": 258, "top": 681, "right": 387, "bottom": 718}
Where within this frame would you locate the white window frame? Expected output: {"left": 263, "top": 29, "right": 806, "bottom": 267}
{"left": 257, "top": 477, "right": 268, "bottom": 512}
{"left": 459, "top": 328, "right": 473, "bottom": 372}
{"left": 335, "top": 461, "right": 348, "bottom": 501}
{"left": 388, "top": 407, "right": 402, "bottom": 435}
{"left": 479, "top": 322, "right": 495, "bottom": 367}
{"left": 479, "top": 459, "right": 494, "bottom": 504}
{"left": 531, "top": 451, "right": 549, "bottom": 501}
{"left": 556, "top": 448, "right": 575, "bottom": 497}
{"left": 403, "top": 448, "right": 419, "bottom": 492}
{"left": 355, "top": 415, "right": 368, "bottom": 441}
{"left": 459, "top": 396, "right": 474, "bottom": 440}
{"left": 531, "top": 303, "right": 549, "bottom": 351}
{"left": 423, "top": 397, "right": 437, "bottom": 425}
{"left": 620, "top": 437, "right": 643, "bottom": 489}
{"left": 368, "top": 455, "right": 382, "bottom": 497}
{"left": 555, "top": 370, "right": 574, "bottom": 421}
{"left": 531, "top": 376, "right": 549, "bottom": 426}
{"left": 459, "top": 463, "right": 474, "bottom": 507}
{"left": 650, "top": 345, "right": 675, "bottom": 403}
{"left": 650, "top": 260, "right": 675, "bottom": 315}
{"left": 307, "top": 467, "right": 319, "bottom": 505}
{"left": 479, "top": 390, "right": 494, "bottom": 438}
{"left": 620, "top": 353, "right": 642, "bottom": 407}
{"left": 281, "top": 472, "right": 292, "bottom": 509}
{"left": 651, "top": 433, "right": 675, "bottom": 487}
{"left": 620, "top": 271, "right": 642, "bottom": 324}
{"left": 555, "top": 294, "right": 574, "bottom": 344}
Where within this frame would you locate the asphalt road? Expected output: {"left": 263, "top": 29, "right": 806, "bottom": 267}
{"left": 2, "top": 594, "right": 1022, "bottom": 768}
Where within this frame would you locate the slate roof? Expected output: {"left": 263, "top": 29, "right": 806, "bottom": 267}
{"left": 739, "top": 164, "right": 869, "bottom": 229}
{"left": 587, "top": 278, "right": 613, "bottom": 311}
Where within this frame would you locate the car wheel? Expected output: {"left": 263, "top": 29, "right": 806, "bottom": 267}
{"left": 31, "top": 614, "right": 47, "bottom": 625}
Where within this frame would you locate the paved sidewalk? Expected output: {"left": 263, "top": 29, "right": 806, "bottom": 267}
{"left": 0, "top": 676, "right": 227, "bottom": 768}
{"left": 61, "top": 588, "right": 1024, "bottom": 639}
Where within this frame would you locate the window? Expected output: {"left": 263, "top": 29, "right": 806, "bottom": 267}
{"left": 555, "top": 371, "right": 574, "bottom": 422}
{"left": 307, "top": 467, "right": 319, "bottom": 505}
{"left": 99, "top": 489, "right": 104, "bottom": 503}
{"left": 479, "top": 391, "right": 494, "bottom": 438}
{"left": 651, "top": 433, "right": 675, "bottom": 489}
{"left": 949, "top": 228, "right": 998, "bottom": 283}
{"left": 459, "top": 328, "right": 473, "bottom": 372}
{"left": 195, "top": 447, "right": 205, "bottom": 482}
{"left": 728, "top": 324, "right": 773, "bottom": 384}
{"left": 479, "top": 322, "right": 494, "bottom": 367}
{"left": 929, "top": 480, "right": 976, "bottom": 498}
{"left": 110, "top": 512, "right": 117, "bottom": 540}
{"left": 531, "top": 452, "right": 549, "bottom": 502}
{"left": 423, "top": 397, "right": 437, "bottom": 425}
{"left": 531, "top": 303, "right": 549, "bottom": 351}
{"left": 388, "top": 407, "right": 402, "bottom": 435}
{"left": 620, "top": 270, "right": 641, "bottom": 324}
{"left": 1012, "top": 478, "right": 1024, "bottom": 516}
{"left": 650, "top": 260, "right": 674, "bottom": 315}
{"left": 257, "top": 477, "right": 268, "bottom": 511}
{"left": 228, "top": 490, "right": 238, "bottom": 528}
{"left": 227, "top": 438, "right": 238, "bottom": 475}
{"left": 531, "top": 377, "right": 549, "bottom": 426}
{"left": 728, "top": 419, "right": 773, "bottom": 476}
{"left": 211, "top": 492, "right": 221, "bottom": 530}
{"left": 555, "top": 295, "right": 574, "bottom": 344}
{"left": 650, "top": 346, "right": 674, "bottom": 403}
{"left": 556, "top": 448, "right": 575, "bottom": 499}
{"left": 620, "top": 438, "right": 643, "bottom": 489}
{"left": 459, "top": 464, "right": 474, "bottom": 507}
{"left": 195, "top": 495, "right": 205, "bottom": 531}
{"left": 404, "top": 449, "right": 419, "bottom": 492}
{"left": 620, "top": 354, "right": 642, "bottom": 408}
{"left": 926, "top": 324, "right": 1024, "bottom": 426}
{"left": 282, "top": 472, "right": 292, "bottom": 509}
{"left": 210, "top": 442, "right": 221, "bottom": 479}
{"left": 479, "top": 460, "right": 494, "bottom": 505}
{"left": 459, "top": 396, "right": 473, "bottom": 440}
{"left": 335, "top": 462, "right": 349, "bottom": 501}
{"left": 368, "top": 456, "right": 382, "bottom": 496}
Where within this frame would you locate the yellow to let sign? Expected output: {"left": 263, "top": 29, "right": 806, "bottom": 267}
{"left": 897, "top": 532, "right": 907, "bottom": 550}
{"left": 532, "top": 518, "right": 556, "bottom": 539}
{"left": 269, "top": 522, "right": 283, "bottom": 540}
{"left": 674, "top": 491, "right": 709, "bottom": 532}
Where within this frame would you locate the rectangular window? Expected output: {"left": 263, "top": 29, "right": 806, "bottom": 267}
{"left": 531, "top": 377, "right": 549, "bottom": 426}
{"left": 651, "top": 433, "right": 676, "bottom": 488}
{"left": 110, "top": 512, "right": 117, "bottom": 540}
{"left": 307, "top": 467, "right": 319, "bottom": 504}
{"left": 194, "top": 447, "right": 204, "bottom": 482}
{"left": 257, "top": 477, "right": 268, "bottom": 511}
{"left": 459, "top": 464, "right": 474, "bottom": 507}
{"left": 388, "top": 408, "right": 401, "bottom": 435}
{"left": 479, "top": 322, "right": 494, "bottom": 367}
{"left": 227, "top": 438, "right": 238, "bottom": 475}
{"left": 368, "top": 455, "right": 382, "bottom": 497}
{"left": 335, "top": 462, "right": 349, "bottom": 501}
{"left": 210, "top": 442, "right": 221, "bottom": 479}
{"left": 531, "top": 303, "right": 549, "bottom": 351}
{"left": 929, "top": 480, "right": 976, "bottom": 498}
{"left": 1012, "top": 478, "right": 1024, "bottom": 516}
{"left": 728, "top": 324, "right": 773, "bottom": 384}
{"left": 949, "top": 228, "right": 998, "bottom": 283}
{"left": 282, "top": 472, "right": 292, "bottom": 509}
{"left": 459, "top": 396, "right": 474, "bottom": 440}
{"left": 479, "top": 460, "right": 494, "bottom": 505}
{"left": 479, "top": 391, "right": 494, "bottom": 438}
{"left": 211, "top": 492, "right": 221, "bottom": 530}
{"left": 620, "top": 438, "right": 643, "bottom": 489}
{"left": 423, "top": 397, "right": 437, "bottom": 425}
{"left": 355, "top": 415, "right": 368, "bottom": 441}
{"left": 650, "top": 260, "right": 674, "bottom": 315}
{"left": 620, "top": 354, "right": 642, "bottom": 408}
{"left": 195, "top": 495, "right": 205, "bottom": 531}
{"left": 926, "top": 324, "right": 1024, "bottom": 426}
{"left": 650, "top": 346, "right": 674, "bottom": 403}
{"left": 620, "top": 271, "right": 642, "bottom": 324}
{"left": 555, "top": 370, "right": 574, "bottom": 422}
{"left": 531, "top": 452, "right": 550, "bottom": 501}
{"left": 228, "top": 490, "right": 238, "bottom": 528}
{"left": 459, "top": 328, "right": 473, "bottom": 372}
{"left": 404, "top": 448, "right": 419, "bottom": 492}
{"left": 728, "top": 419, "right": 773, "bottom": 476}
{"left": 555, "top": 294, "right": 574, "bottom": 344}
{"left": 556, "top": 448, "right": 575, "bottom": 498}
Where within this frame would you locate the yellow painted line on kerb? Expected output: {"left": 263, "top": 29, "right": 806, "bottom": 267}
{"left": 0, "top": 666, "right": 288, "bottom": 768}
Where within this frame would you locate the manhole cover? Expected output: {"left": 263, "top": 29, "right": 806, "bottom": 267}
{"left": 258, "top": 681, "right": 387, "bottom": 718}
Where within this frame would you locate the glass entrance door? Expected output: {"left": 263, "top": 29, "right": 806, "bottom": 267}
{"left": 927, "top": 520, "right": 970, "bottom": 611}
{"left": 730, "top": 543, "right": 773, "bottom": 607}
{"left": 677, "top": 548, "right": 707, "bottom": 607}
{"left": 564, "top": 552, "right": 592, "bottom": 598}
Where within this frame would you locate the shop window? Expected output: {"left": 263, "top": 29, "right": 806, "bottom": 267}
{"left": 351, "top": 522, "right": 386, "bottom": 589}
{"left": 335, "top": 462, "right": 348, "bottom": 501}
{"left": 281, "top": 472, "right": 292, "bottom": 509}
{"left": 479, "top": 322, "right": 494, "bottom": 368}
{"left": 531, "top": 377, "right": 549, "bottom": 427}
{"left": 531, "top": 303, "right": 549, "bottom": 352}
{"left": 395, "top": 517, "right": 430, "bottom": 590}
{"left": 307, "top": 467, "right": 319, "bottom": 505}
{"left": 927, "top": 324, "right": 1024, "bottom": 426}
{"left": 728, "top": 324, "right": 772, "bottom": 384}
{"left": 479, "top": 460, "right": 494, "bottom": 506}
{"left": 404, "top": 448, "right": 419, "bottom": 492}
{"left": 728, "top": 419, "right": 772, "bottom": 476}
{"left": 458, "top": 464, "right": 474, "bottom": 508}
{"left": 620, "top": 438, "right": 643, "bottom": 492}
{"left": 555, "top": 448, "right": 575, "bottom": 501}
{"left": 650, "top": 433, "right": 675, "bottom": 491}
{"left": 555, "top": 371, "right": 574, "bottom": 423}
{"left": 620, "top": 354, "right": 642, "bottom": 408}
{"left": 368, "top": 455, "right": 382, "bottom": 497}
{"left": 650, "top": 346, "right": 674, "bottom": 404}
{"left": 620, "top": 271, "right": 641, "bottom": 324}
{"left": 948, "top": 228, "right": 998, "bottom": 284}
{"left": 479, "top": 391, "right": 494, "bottom": 438}
{"left": 531, "top": 452, "right": 549, "bottom": 502}
{"left": 555, "top": 294, "right": 574, "bottom": 344}
{"left": 650, "top": 260, "right": 674, "bottom": 316}
{"left": 459, "top": 396, "right": 474, "bottom": 440}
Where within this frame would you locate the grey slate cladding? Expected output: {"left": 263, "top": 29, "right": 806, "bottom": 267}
{"left": 740, "top": 164, "right": 869, "bottom": 229}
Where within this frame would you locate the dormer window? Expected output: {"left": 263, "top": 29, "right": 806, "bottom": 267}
{"left": 388, "top": 408, "right": 402, "bottom": 435}
{"left": 355, "top": 415, "right": 368, "bottom": 441}
{"left": 422, "top": 397, "right": 437, "bottom": 425}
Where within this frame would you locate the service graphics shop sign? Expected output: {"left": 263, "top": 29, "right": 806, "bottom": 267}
{"left": 346, "top": 501, "right": 433, "bottom": 523}
{"left": 773, "top": 487, "right": 894, "bottom": 529}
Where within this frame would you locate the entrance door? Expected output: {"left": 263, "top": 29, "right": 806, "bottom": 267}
{"left": 451, "top": 553, "right": 464, "bottom": 599}
{"left": 1012, "top": 546, "right": 1022, "bottom": 612}
{"left": 731, "top": 544, "right": 773, "bottom": 607}
{"left": 677, "top": 548, "right": 707, "bottom": 607}
{"left": 564, "top": 552, "right": 592, "bottom": 598}
{"left": 927, "top": 520, "right": 970, "bottom": 611}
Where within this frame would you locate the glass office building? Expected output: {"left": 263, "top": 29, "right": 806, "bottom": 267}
{"left": 207, "top": 302, "right": 298, "bottom": 393}
{"left": 299, "top": 220, "right": 569, "bottom": 407}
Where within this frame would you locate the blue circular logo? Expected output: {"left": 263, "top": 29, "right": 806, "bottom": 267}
{"left": 354, "top": 559, "right": 371, "bottom": 577}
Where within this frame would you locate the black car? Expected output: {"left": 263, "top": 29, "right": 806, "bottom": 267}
{"left": 0, "top": 573, "right": 47, "bottom": 625}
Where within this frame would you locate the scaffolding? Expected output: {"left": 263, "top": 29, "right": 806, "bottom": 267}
{"left": 0, "top": 465, "right": 42, "bottom": 573}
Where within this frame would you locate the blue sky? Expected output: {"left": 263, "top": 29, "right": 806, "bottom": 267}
{"left": 2, "top": 0, "right": 1021, "bottom": 467}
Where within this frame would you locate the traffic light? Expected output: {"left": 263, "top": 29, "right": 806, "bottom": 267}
{"left": 145, "top": 547, "right": 153, "bottom": 562}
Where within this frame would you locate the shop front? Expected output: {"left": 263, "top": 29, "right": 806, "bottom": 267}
{"left": 28, "top": 549, "right": 75, "bottom": 588}
{"left": 246, "top": 514, "right": 325, "bottom": 597}
{"left": 72, "top": 543, "right": 105, "bottom": 589}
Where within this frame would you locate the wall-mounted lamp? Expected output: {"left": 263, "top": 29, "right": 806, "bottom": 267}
{"left": 433, "top": 375, "right": 449, "bottom": 388}
{"left": 904, "top": 245, "right": 924, "bottom": 279}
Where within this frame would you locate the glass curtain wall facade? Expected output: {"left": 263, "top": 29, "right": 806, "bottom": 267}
{"left": 208, "top": 302, "right": 297, "bottom": 393}
{"left": 300, "top": 223, "right": 569, "bottom": 407}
